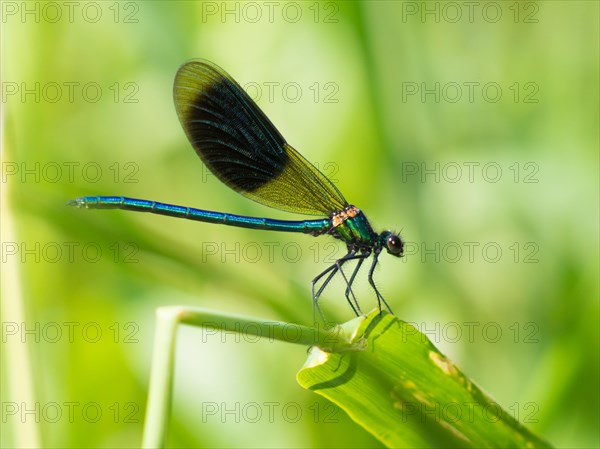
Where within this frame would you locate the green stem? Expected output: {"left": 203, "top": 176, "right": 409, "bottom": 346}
{"left": 141, "top": 306, "right": 362, "bottom": 448}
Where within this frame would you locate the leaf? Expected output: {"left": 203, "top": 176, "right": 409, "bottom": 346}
{"left": 297, "top": 311, "right": 552, "bottom": 448}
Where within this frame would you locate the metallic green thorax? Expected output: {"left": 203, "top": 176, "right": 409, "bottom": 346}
{"left": 329, "top": 205, "right": 378, "bottom": 249}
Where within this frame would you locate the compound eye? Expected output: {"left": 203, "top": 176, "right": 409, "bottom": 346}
{"left": 387, "top": 234, "right": 404, "bottom": 256}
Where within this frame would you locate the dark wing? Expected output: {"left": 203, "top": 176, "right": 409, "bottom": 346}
{"left": 173, "top": 59, "right": 347, "bottom": 216}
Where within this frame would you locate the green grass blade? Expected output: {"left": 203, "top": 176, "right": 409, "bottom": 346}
{"left": 142, "top": 306, "right": 366, "bottom": 447}
{"left": 297, "top": 311, "right": 553, "bottom": 448}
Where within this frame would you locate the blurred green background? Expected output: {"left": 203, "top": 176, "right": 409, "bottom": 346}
{"left": 2, "top": 1, "right": 598, "bottom": 448}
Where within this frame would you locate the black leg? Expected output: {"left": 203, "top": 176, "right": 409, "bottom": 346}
{"left": 367, "top": 248, "right": 394, "bottom": 314}
{"left": 344, "top": 252, "right": 371, "bottom": 315}
{"left": 334, "top": 253, "right": 364, "bottom": 317}
{"left": 311, "top": 250, "right": 365, "bottom": 323}
{"left": 311, "top": 261, "right": 342, "bottom": 323}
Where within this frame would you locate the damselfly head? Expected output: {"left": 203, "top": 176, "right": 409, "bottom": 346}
{"left": 381, "top": 231, "right": 404, "bottom": 257}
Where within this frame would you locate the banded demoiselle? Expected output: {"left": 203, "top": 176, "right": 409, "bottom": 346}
{"left": 69, "top": 60, "right": 405, "bottom": 320}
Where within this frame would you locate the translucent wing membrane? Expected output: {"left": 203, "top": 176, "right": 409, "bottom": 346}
{"left": 174, "top": 59, "right": 347, "bottom": 216}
